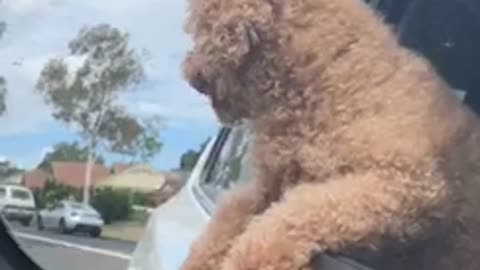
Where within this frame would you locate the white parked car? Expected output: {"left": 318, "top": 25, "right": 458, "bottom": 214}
{"left": 0, "top": 185, "right": 36, "bottom": 226}
{"left": 37, "top": 200, "right": 104, "bottom": 237}
{"left": 128, "top": 125, "right": 373, "bottom": 270}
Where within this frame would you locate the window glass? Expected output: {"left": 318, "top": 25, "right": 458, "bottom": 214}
{"left": 0, "top": 187, "right": 6, "bottom": 198}
{"left": 11, "top": 189, "right": 30, "bottom": 200}
{"left": 68, "top": 202, "right": 85, "bottom": 210}
{"left": 199, "top": 125, "right": 253, "bottom": 202}
{"left": 397, "top": 0, "right": 480, "bottom": 114}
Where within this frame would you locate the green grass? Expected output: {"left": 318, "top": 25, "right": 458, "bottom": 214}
{"left": 102, "top": 223, "right": 146, "bottom": 242}
{"left": 101, "top": 209, "right": 151, "bottom": 242}
{"left": 128, "top": 209, "right": 150, "bottom": 225}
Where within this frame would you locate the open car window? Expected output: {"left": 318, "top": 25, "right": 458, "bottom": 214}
{"left": 196, "top": 125, "right": 253, "bottom": 208}
{"left": 396, "top": 0, "right": 480, "bottom": 109}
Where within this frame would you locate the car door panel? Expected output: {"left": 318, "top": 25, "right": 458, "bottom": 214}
{"left": 43, "top": 209, "right": 54, "bottom": 228}
{"left": 43, "top": 203, "right": 61, "bottom": 228}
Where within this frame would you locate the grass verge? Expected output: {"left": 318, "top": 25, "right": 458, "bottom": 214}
{"left": 102, "top": 222, "right": 146, "bottom": 242}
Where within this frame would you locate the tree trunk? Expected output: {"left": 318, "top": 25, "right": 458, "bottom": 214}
{"left": 83, "top": 139, "right": 95, "bottom": 205}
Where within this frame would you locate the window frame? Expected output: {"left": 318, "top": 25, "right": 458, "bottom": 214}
{"left": 0, "top": 187, "right": 6, "bottom": 199}
{"left": 191, "top": 125, "right": 252, "bottom": 215}
{"left": 10, "top": 188, "right": 30, "bottom": 201}
{"left": 191, "top": 127, "right": 231, "bottom": 215}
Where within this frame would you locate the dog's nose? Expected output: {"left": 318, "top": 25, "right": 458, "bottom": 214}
{"left": 183, "top": 52, "right": 210, "bottom": 95}
{"left": 189, "top": 70, "right": 210, "bottom": 95}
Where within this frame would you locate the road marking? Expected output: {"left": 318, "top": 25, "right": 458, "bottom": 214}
{"left": 13, "top": 232, "right": 132, "bottom": 261}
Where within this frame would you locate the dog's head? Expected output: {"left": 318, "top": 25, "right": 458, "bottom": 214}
{"left": 182, "top": 0, "right": 281, "bottom": 125}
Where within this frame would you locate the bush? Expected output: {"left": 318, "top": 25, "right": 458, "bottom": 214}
{"left": 129, "top": 208, "right": 151, "bottom": 224}
{"left": 91, "top": 187, "right": 133, "bottom": 224}
{"left": 131, "top": 191, "right": 156, "bottom": 207}
{"left": 34, "top": 180, "right": 81, "bottom": 209}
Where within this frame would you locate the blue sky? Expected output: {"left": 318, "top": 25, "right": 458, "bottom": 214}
{"left": 0, "top": 0, "right": 219, "bottom": 170}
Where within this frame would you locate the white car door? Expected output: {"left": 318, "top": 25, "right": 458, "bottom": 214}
{"left": 129, "top": 126, "right": 254, "bottom": 270}
{"left": 50, "top": 202, "right": 65, "bottom": 227}
{"left": 42, "top": 202, "right": 63, "bottom": 228}
{"left": 41, "top": 205, "right": 55, "bottom": 228}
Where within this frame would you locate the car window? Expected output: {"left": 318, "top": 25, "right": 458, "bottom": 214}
{"left": 0, "top": 187, "right": 6, "bottom": 199}
{"left": 68, "top": 202, "right": 86, "bottom": 210}
{"left": 198, "top": 125, "right": 253, "bottom": 203}
{"left": 11, "top": 189, "right": 30, "bottom": 200}
{"left": 56, "top": 203, "right": 65, "bottom": 209}
{"left": 49, "top": 202, "right": 63, "bottom": 210}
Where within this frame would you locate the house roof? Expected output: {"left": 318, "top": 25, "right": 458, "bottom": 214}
{"left": 21, "top": 169, "right": 49, "bottom": 189}
{"left": 164, "top": 171, "right": 187, "bottom": 184}
{"left": 51, "top": 162, "right": 110, "bottom": 188}
{"left": 95, "top": 165, "right": 166, "bottom": 193}
{"left": 111, "top": 163, "right": 131, "bottom": 174}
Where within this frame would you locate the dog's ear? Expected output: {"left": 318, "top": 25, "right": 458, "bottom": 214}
{"left": 183, "top": 20, "right": 260, "bottom": 96}
{"left": 217, "top": 20, "right": 261, "bottom": 67}
{"left": 239, "top": 21, "right": 260, "bottom": 54}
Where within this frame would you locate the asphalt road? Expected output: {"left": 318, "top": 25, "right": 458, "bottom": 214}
{"left": 7, "top": 222, "right": 137, "bottom": 270}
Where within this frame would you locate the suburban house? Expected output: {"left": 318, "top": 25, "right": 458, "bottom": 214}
{"left": 51, "top": 161, "right": 110, "bottom": 189}
{"left": 111, "top": 163, "right": 131, "bottom": 174}
{"left": 21, "top": 162, "right": 110, "bottom": 190}
{"left": 149, "top": 170, "right": 186, "bottom": 205}
{"left": 1, "top": 172, "right": 24, "bottom": 185}
{"left": 19, "top": 161, "right": 185, "bottom": 206}
{"left": 95, "top": 165, "right": 166, "bottom": 192}
{"left": 95, "top": 166, "right": 186, "bottom": 205}
{"left": 21, "top": 169, "right": 50, "bottom": 189}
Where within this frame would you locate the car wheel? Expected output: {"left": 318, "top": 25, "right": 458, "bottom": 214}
{"left": 59, "top": 219, "right": 70, "bottom": 234}
{"left": 37, "top": 216, "right": 44, "bottom": 231}
{"left": 90, "top": 228, "right": 101, "bottom": 238}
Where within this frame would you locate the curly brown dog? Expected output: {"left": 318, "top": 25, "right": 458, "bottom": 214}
{"left": 181, "top": 0, "right": 480, "bottom": 269}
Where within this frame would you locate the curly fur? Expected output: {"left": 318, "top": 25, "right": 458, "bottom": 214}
{"left": 181, "top": 0, "right": 480, "bottom": 269}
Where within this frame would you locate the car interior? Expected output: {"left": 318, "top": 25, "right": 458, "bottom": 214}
{"left": 0, "top": 215, "right": 42, "bottom": 270}
{"left": 1, "top": 0, "right": 479, "bottom": 269}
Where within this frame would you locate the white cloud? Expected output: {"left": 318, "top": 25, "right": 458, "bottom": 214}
{"left": 133, "top": 99, "right": 217, "bottom": 129}
{"left": 1, "top": 145, "right": 54, "bottom": 170}
{"left": 0, "top": 0, "right": 215, "bottom": 136}
{"left": 40, "top": 145, "right": 54, "bottom": 158}
{"left": 0, "top": 52, "right": 55, "bottom": 135}
{"left": 1, "top": 0, "right": 54, "bottom": 16}
{"left": 0, "top": 154, "right": 24, "bottom": 169}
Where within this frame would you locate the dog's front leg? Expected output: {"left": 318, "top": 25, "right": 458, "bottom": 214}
{"left": 220, "top": 172, "right": 451, "bottom": 270}
{"left": 180, "top": 181, "right": 268, "bottom": 270}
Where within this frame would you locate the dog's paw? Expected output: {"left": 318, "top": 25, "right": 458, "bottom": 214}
{"left": 221, "top": 222, "right": 313, "bottom": 270}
